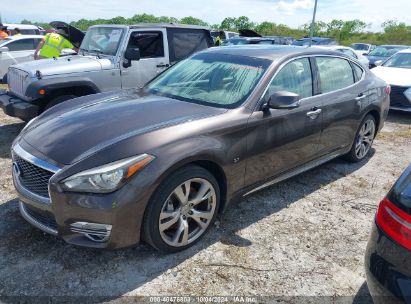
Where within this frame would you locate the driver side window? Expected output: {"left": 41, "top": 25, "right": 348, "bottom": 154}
{"left": 127, "top": 31, "right": 164, "bottom": 59}
{"left": 264, "top": 58, "right": 313, "bottom": 101}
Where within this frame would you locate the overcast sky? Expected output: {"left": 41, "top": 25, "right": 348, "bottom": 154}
{"left": 2, "top": 0, "right": 410, "bottom": 31}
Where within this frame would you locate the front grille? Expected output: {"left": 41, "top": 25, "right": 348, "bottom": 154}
{"left": 8, "top": 68, "right": 29, "bottom": 99}
{"left": 14, "top": 155, "right": 54, "bottom": 198}
{"left": 24, "top": 204, "right": 58, "bottom": 230}
{"left": 390, "top": 85, "right": 410, "bottom": 108}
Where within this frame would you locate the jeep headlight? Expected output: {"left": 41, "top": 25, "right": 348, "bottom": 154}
{"left": 61, "top": 154, "right": 154, "bottom": 193}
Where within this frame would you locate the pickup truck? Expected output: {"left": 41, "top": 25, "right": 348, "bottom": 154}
{"left": 0, "top": 23, "right": 213, "bottom": 121}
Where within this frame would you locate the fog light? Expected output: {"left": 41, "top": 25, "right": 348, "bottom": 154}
{"left": 70, "top": 222, "right": 112, "bottom": 243}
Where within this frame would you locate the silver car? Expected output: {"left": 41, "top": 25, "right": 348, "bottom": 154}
{"left": 0, "top": 35, "right": 44, "bottom": 82}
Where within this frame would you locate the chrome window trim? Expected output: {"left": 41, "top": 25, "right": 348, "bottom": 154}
{"left": 13, "top": 143, "right": 60, "bottom": 173}
{"left": 256, "top": 53, "right": 366, "bottom": 110}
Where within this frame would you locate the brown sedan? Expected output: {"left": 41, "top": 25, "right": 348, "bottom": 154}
{"left": 11, "top": 46, "right": 390, "bottom": 252}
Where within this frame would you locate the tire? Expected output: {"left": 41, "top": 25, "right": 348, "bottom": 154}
{"left": 143, "top": 165, "right": 220, "bottom": 253}
{"left": 345, "top": 114, "right": 376, "bottom": 162}
{"left": 44, "top": 95, "right": 77, "bottom": 111}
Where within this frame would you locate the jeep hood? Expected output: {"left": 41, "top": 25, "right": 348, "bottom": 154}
{"left": 21, "top": 91, "right": 227, "bottom": 165}
{"left": 12, "top": 55, "right": 113, "bottom": 77}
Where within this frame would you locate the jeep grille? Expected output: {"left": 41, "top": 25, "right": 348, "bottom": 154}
{"left": 8, "top": 68, "right": 30, "bottom": 99}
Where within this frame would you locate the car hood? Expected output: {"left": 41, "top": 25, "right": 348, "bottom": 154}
{"left": 12, "top": 55, "right": 112, "bottom": 77}
{"left": 371, "top": 66, "right": 411, "bottom": 86}
{"left": 21, "top": 91, "right": 227, "bottom": 165}
{"left": 366, "top": 55, "right": 387, "bottom": 64}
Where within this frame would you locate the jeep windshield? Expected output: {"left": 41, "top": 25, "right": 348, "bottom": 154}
{"left": 80, "top": 27, "right": 124, "bottom": 56}
{"left": 146, "top": 52, "right": 271, "bottom": 109}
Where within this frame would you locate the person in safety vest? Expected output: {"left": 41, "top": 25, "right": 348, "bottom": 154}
{"left": 214, "top": 31, "right": 225, "bottom": 46}
{"left": 0, "top": 25, "right": 9, "bottom": 40}
{"left": 34, "top": 28, "right": 77, "bottom": 60}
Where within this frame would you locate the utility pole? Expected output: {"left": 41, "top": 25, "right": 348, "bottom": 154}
{"left": 309, "top": 0, "right": 318, "bottom": 47}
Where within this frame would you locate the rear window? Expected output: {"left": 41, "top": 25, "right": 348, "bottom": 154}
{"left": 316, "top": 57, "right": 354, "bottom": 93}
{"left": 167, "top": 28, "right": 212, "bottom": 63}
{"left": 389, "top": 166, "right": 411, "bottom": 213}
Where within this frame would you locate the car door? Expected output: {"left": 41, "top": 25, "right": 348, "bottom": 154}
{"left": 121, "top": 29, "right": 170, "bottom": 89}
{"left": 0, "top": 38, "right": 38, "bottom": 77}
{"left": 244, "top": 57, "right": 323, "bottom": 187}
{"left": 313, "top": 56, "right": 368, "bottom": 155}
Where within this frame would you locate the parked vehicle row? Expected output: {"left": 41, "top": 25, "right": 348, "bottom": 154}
{"left": 366, "top": 45, "right": 410, "bottom": 68}
{"left": 0, "top": 23, "right": 213, "bottom": 121}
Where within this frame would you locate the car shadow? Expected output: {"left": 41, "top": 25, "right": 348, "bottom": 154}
{"left": 386, "top": 110, "right": 411, "bottom": 125}
{"left": 0, "top": 122, "right": 24, "bottom": 159}
{"left": 0, "top": 149, "right": 375, "bottom": 301}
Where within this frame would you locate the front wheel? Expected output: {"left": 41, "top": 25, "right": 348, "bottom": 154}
{"left": 345, "top": 114, "right": 376, "bottom": 162}
{"left": 143, "top": 166, "right": 220, "bottom": 253}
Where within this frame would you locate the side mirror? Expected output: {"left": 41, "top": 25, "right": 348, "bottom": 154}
{"left": 266, "top": 91, "right": 301, "bottom": 110}
{"left": 374, "top": 60, "right": 383, "bottom": 67}
{"left": 123, "top": 48, "right": 141, "bottom": 68}
{"left": 0, "top": 46, "right": 9, "bottom": 53}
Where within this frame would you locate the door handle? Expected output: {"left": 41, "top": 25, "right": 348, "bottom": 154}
{"left": 156, "top": 63, "right": 169, "bottom": 68}
{"left": 306, "top": 108, "right": 322, "bottom": 118}
{"left": 355, "top": 93, "right": 367, "bottom": 101}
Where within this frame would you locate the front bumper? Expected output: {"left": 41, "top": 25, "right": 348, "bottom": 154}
{"left": 12, "top": 143, "right": 152, "bottom": 249}
{"left": 365, "top": 223, "right": 411, "bottom": 304}
{"left": 0, "top": 89, "right": 39, "bottom": 120}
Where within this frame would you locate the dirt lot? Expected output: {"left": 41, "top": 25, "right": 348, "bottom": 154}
{"left": 0, "top": 100, "right": 410, "bottom": 302}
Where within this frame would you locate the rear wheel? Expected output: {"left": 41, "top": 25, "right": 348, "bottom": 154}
{"left": 143, "top": 166, "right": 220, "bottom": 252}
{"left": 44, "top": 95, "right": 77, "bottom": 111}
{"left": 345, "top": 114, "right": 376, "bottom": 162}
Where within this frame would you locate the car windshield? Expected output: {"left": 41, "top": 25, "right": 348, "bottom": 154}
{"left": 368, "top": 46, "right": 406, "bottom": 57}
{"left": 383, "top": 53, "right": 411, "bottom": 69}
{"left": 350, "top": 44, "right": 369, "bottom": 51}
{"left": 80, "top": 27, "right": 124, "bottom": 56}
{"left": 146, "top": 52, "right": 271, "bottom": 109}
{"left": 0, "top": 38, "right": 12, "bottom": 46}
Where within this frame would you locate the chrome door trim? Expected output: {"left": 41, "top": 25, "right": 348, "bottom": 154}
{"left": 243, "top": 151, "right": 341, "bottom": 196}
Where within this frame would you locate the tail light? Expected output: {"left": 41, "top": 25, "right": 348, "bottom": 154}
{"left": 376, "top": 197, "right": 411, "bottom": 250}
{"left": 385, "top": 85, "right": 391, "bottom": 95}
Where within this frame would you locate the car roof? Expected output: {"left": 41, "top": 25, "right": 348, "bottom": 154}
{"left": 1, "top": 35, "right": 44, "bottom": 40}
{"left": 89, "top": 23, "right": 209, "bottom": 30}
{"left": 205, "top": 45, "right": 346, "bottom": 61}
{"left": 4, "top": 24, "right": 39, "bottom": 30}
{"left": 397, "top": 48, "right": 411, "bottom": 54}
{"left": 378, "top": 45, "right": 410, "bottom": 48}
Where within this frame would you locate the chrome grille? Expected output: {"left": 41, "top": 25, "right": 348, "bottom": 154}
{"left": 14, "top": 155, "right": 54, "bottom": 198}
{"left": 8, "top": 68, "right": 29, "bottom": 99}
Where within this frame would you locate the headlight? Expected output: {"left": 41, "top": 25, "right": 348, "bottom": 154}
{"left": 61, "top": 154, "right": 155, "bottom": 193}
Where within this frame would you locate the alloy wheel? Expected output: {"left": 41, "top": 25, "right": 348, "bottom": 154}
{"left": 158, "top": 178, "right": 217, "bottom": 247}
{"left": 355, "top": 118, "right": 375, "bottom": 159}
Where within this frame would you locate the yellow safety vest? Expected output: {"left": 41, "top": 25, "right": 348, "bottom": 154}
{"left": 39, "top": 33, "right": 74, "bottom": 58}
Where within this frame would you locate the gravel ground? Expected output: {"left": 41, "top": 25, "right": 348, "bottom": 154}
{"left": 0, "top": 104, "right": 410, "bottom": 302}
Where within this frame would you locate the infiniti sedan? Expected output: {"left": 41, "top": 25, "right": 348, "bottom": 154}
{"left": 12, "top": 46, "right": 390, "bottom": 252}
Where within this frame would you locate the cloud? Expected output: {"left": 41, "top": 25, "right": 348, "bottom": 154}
{"left": 276, "top": 0, "right": 313, "bottom": 13}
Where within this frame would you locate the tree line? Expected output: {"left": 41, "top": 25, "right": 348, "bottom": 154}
{"left": 21, "top": 14, "right": 411, "bottom": 45}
